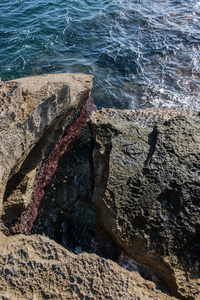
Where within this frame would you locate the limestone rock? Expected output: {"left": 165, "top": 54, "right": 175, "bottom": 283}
{"left": 0, "top": 73, "right": 93, "bottom": 222}
{"left": 89, "top": 108, "right": 200, "bottom": 299}
{"left": 0, "top": 233, "right": 175, "bottom": 299}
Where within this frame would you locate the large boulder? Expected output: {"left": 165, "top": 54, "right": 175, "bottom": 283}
{"left": 0, "top": 73, "right": 93, "bottom": 225}
{"left": 0, "top": 232, "right": 175, "bottom": 299}
{"left": 0, "top": 74, "right": 92, "bottom": 230}
{"left": 89, "top": 108, "right": 200, "bottom": 299}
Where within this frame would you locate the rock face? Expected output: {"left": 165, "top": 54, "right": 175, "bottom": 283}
{"left": 89, "top": 108, "right": 200, "bottom": 300}
{"left": 0, "top": 232, "right": 175, "bottom": 300}
{"left": 0, "top": 73, "right": 93, "bottom": 227}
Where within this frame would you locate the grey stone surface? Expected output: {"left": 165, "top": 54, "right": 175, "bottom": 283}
{"left": 89, "top": 108, "right": 200, "bottom": 299}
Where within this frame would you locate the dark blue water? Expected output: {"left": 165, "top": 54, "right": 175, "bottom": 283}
{"left": 1, "top": 0, "right": 200, "bottom": 109}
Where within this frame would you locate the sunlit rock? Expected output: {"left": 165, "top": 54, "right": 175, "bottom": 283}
{"left": 0, "top": 233, "right": 175, "bottom": 300}
{"left": 0, "top": 73, "right": 93, "bottom": 232}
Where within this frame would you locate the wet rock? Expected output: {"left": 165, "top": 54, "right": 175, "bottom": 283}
{"left": 0, "top": 233, "right": 176, "bottom": 299}
{"left": 89, "top": 108, "right": 200, "bottom": 300}
{"left": 32, "top": 128, "right": 96, "bottom": 252}
{"left": 0, "top": 73, "right": 93, "bottom": 226}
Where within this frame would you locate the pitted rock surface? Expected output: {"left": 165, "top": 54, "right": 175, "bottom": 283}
{"left": 89, "top": 108, "right": 200, "bottom": 300}
{"left": 0, "top": 233, "right": 175, "bottom": 300}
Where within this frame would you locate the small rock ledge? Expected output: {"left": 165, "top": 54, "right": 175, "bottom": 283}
{"left": 0, "top": 233, "right": 175, "bottom": 300}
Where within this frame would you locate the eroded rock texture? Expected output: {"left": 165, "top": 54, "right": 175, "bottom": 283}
{"left": 0, "top": 73, "right": 93, "bottom": 227}
{"left": 89, "top": 108, "right": 200, "bottom": 299}
{"left": 0, "top": 232, "right": 175, "bottom": 300}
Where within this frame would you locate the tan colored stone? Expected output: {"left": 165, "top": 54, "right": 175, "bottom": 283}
{"left": 0, "top": 234, "right": 176, "bottom": 300}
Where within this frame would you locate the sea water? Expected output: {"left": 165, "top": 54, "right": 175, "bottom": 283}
{"left": 1, "top": 0, "right": 200, "bottom": 109}
{"left": 1, "top": 0, "right": 200, "bottom": 252}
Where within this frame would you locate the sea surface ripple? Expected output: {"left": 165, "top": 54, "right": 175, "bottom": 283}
{"left": 0, "top": 0, "right": 200, "bottom": 109}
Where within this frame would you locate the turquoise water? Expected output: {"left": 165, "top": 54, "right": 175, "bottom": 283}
{"left": 1, "top": 0, "right": 200, "bottom": 109}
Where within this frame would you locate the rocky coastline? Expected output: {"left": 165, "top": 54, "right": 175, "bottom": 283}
{"left": 0, "top": 74, "right": 199, "bottom": 299}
